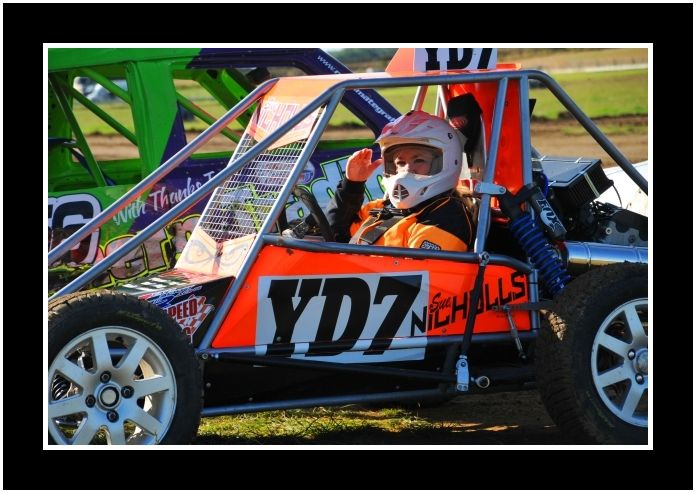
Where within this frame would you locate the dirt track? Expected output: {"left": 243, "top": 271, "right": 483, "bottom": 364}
{"left": 86, "top": 118, "right": 646, "bottom": 445}
{"left": 530, "top": 115, "right": 647, "bottom": 166}
{"left": 87, "top": 116, "right": 647, "bottom": 167}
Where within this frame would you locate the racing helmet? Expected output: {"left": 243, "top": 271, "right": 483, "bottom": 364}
{"left": 377, "top": 110, "right": 464, "bottom": 209}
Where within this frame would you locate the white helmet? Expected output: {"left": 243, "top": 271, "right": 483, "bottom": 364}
{"left": 377, "top": 110, "right": 464, "bottom": 209}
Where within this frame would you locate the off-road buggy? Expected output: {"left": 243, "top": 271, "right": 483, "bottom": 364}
{"left": 47, "top": 48, "right": 649, "bottom": 445}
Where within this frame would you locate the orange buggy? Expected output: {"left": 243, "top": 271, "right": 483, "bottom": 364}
{"left": 48, "top": 49, "right": 648, "bottom": 445}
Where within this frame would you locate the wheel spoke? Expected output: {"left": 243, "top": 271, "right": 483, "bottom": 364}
{"left": 106, "top": 423, "right": 127, "bottom": 445}
{"left": 71, "top": 416, "right": 101, "bottom": 445}
{"left": 596, "top": 364, "right": 630, "bottom": 388}
{"left": 623, "top": 304, "right": 647, "bottom": 345}
{"left": 621, "top": 381, "right": 645, "bottom": 417}
{"left": 53, "top": 357, "right": 93, "bottom": 388}
{"left": 133, "top": 376, "right": 172, "bottom": 399}
{"left": 116, "top": 338, "right": 148, "bottom": 377}
{"left": 48, "top": 395, "right": 85, "bottom": 418}
{"left": 129, "top": 407, "right": 163, "bottom": 439}
{"left": 598, "top": 333, "right": 630, "bottom": 357}
{"left": 90, "top": 331, "right": 112, "bottom": 371}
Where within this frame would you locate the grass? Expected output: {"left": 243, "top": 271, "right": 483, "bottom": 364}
{"left": 192, "top": 392, "right": 558, "bottom": 445}
{"left": 342, "top": 48, "right": 648, "bottom": 73}
{"left": 509, "top": 48, "right": 647, "bottom": 70}
{"left": 332, "top": 69, "right": 647, "bottom": 124}
{"left": 194, "top": 406, "right": 468, "bottom": 445}
{"left": 530, "top": 69, "right": 647, "bottom": 120}
{"left": 70, "top": 68, "right": 647, "bottom": 135}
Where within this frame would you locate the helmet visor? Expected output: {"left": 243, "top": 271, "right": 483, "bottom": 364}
{"left": 382, "top": 144, "right": 443, "bottom": 177}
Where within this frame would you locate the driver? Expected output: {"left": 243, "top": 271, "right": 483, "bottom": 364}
{"left": 326, "top": 110, "right": 475, "bottom": 251}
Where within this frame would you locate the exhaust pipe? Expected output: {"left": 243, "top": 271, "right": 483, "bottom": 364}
{"left": 473, "top": 375, "right": 490, "bottom": 389}
{"left": 563, "top": 241, "right": 648, "bottom": 275}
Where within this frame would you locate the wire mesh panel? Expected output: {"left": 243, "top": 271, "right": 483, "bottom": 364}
{"left": 197, "top": 134, "right": 307, "bottom": 241}
{"left": 176, "top": 102, "right": 322, "bottom": 276}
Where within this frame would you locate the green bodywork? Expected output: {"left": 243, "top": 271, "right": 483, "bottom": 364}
{"left": 48, "top": 48, "right": 253, "bottom": 191}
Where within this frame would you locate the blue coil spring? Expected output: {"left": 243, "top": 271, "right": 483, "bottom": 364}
{"left": 509, "top": 212, "right": 571, "bottom": 297}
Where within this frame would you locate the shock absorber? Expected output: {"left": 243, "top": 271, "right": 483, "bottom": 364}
{"left": 51, "top": 375, "right": 71, "bottom": 400}
{"left": 509, "top": 212, "right": 569, "bottom": 296}
{"left": 500, "top": 185, "right": 571, "bottom": 297}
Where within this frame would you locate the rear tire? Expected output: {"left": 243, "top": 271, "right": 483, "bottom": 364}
{"left": 48, "top": 291, "right": 202, "bottom": 445}
{"left": 535, "top": 263, "right": 648, "bottom": 444}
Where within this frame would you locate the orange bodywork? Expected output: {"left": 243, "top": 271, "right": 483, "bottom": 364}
{"left": 212, "top": 245, "right": 530, "bottom": 349}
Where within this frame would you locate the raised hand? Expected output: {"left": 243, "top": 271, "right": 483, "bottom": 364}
{"left": 345, "top": 148, "right": 383, "bottom": 182}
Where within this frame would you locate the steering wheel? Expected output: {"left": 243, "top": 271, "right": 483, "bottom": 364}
{"left": 291, "top": 187, "right": 334, "bottom": 241}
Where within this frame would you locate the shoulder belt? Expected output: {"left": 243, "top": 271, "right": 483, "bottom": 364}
{"left": 350, "top": 197, "right": 450, "bottom": 245}
{"left": 349, "top": 215, "right": 402, "bottom": 245}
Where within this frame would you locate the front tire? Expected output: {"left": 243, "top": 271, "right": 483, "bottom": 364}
{"left": 48, "top": 292, "right": 202, "bottom": 445}
{"left": 535, "top": 263, "right": 648, "bottom": 444}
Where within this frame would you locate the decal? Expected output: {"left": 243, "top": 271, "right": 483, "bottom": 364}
{"left": 141, "top": 284, "right": 203, "bottom": 306}
{"left": 298, "top": 161, "right": 315, "bottom": 185}
{"left": 98, "top": 215, "right": 199, "bottom": 284}
{"left": 112, "top": 198, "right": 148, "bottom": 226}
{"left": 414, "top": 48, "right": 497, "bottom": 72}
{"left": 427, "top": 271, "right": 527, "bottom": 331}
{"left": 248, "top": 100, "right": 320, "bottom": 150}
{"left": 315, "top": 54, "right": 397, "bottom": 122}
{"left": 213, "top": 246, "right": 532, "bottom": 352}
{"left": 143, "top": 286, "right": 214, "bottom": 341}
{"left": 48, "top": 191, "right": 204, "bottom": 287}
{"left": 534, "top": 197, "right": 565, "bottom": 236}
{"left": 148, "top": 172, "right": 216, "bottom": 213}
{"left": 257, "top": 272, "right": 429, "bottom": 361}
{"left": 110, "top": 172, "right": 216, "bottom": 226}
{"left": 49, "top": 204, "right": 199, "bottom": 288}
{"left": 164, "top": 294, "right": 214, "bottom": 341}
{"left": 177, "top": 229, "right": 253, "bottom": 276}
{"left": 48, "top": 194, "right": 101, "bottom": 265}
{"left": 419, "top": 240, "right": 441, "bottom": 250}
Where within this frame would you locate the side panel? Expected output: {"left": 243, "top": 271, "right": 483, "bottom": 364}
{"left": 48, "top": 163, "right": 220, "bottom": 291}
{"left": 116, "top": 269, "right": 232, "bottom": 348}
{"left": 213, "top": 246, "right": 530, "bottom": 353}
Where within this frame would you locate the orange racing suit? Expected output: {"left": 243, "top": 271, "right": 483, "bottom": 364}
{"left": 327, "top": 178, "right": 474, "bottom": 251}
